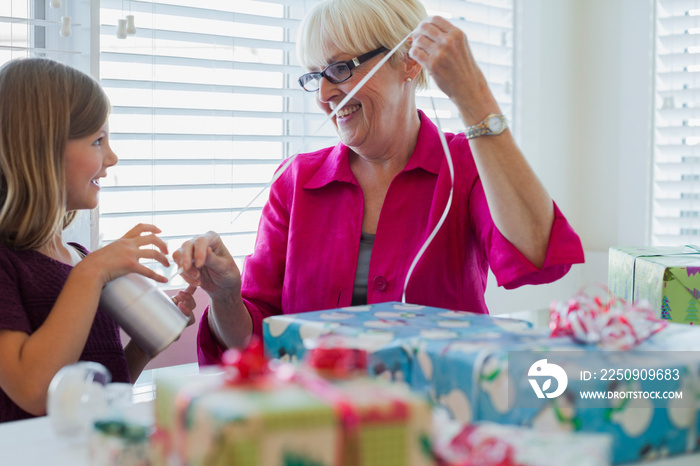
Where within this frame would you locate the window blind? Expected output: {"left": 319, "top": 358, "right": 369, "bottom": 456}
{"left": 0, "top": 1, "right": 35, "bottom": 61}
{"left": 419, "top": 0, "right": 515, "bottom": 132}
{"left": 653, "top": 0, "right": 700, "bottom": 245}
{"left": 98, "top": 0, "right": 515, "bottom": 274}
{"left": 0, "top": 0, "right": 90, "bottom": 67}
{"left": 98, "top": 0, "right": 331, "bottom": 267}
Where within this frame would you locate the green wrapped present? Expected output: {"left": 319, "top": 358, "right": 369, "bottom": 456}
{"left": 153, "top": 368, "right": 433, "bottom": 466}
{"left": 608, "top": 246, "right": 700, "bottom": 324}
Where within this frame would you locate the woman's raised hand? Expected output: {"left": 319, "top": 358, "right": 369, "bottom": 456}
{"left": 409, "top": 16, "right": 495, "bottom": 124}
{"left": 80, "top": 223, "right": 171, "bottom": 286}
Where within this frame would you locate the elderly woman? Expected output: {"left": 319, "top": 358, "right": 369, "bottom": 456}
{"left": 176, "top": 0, "right": 584, "bottom": 363}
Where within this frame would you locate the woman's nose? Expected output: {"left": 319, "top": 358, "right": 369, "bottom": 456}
{"left": 317, "top": 77, "right": 340, "bottom": 104}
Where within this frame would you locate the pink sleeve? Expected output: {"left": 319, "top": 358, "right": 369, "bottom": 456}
{"left": 196, "top": 307, "right": 224, "bottom": 366}
{"left": 195, "top": 299, "right": 270, "bottom": 367}
{"left": 242, "top": 298, "right": 273, "bottom": 340}
{"left": 474, "top": 197, "right": 584, "bottom": 289}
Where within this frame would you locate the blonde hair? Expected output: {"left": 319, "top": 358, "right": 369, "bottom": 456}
{"left": 297, "top": 0, "right": 428, "bottom": 90}
{"left": 0, "top": 58, "right": 110, "bottom": 250}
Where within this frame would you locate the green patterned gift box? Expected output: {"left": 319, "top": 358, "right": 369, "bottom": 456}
{"left": 608, "top": 246, "right": 700, "bottom": 324}
{"left": 153, "top": 368, "right": 433, "bottom": 466}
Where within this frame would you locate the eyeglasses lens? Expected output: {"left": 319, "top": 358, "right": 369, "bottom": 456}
{"left": 300, "top": 74, "right": 319, "bottom": 91}
{"left": 326, "top": 63, "right": 350, "bottom": 82}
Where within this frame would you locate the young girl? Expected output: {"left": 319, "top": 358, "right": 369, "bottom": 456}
{"left": 0, "top": 58, "right": 196, "bottom": 422}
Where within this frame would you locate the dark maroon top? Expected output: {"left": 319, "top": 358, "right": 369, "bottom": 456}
{"left": 0, "top": 242, "right": 129, "bottom": 423}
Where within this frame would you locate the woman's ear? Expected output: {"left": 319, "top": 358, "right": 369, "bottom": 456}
{"left": 404, "top": 56, "right": 422, "bottom": 82}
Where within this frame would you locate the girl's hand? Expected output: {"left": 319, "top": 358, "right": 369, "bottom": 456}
{"left": 172, "top": 231, "right": 241, "bottom": 302}
{"left": 172, "top": 284, "right": 198, "bottom": 326}
{"left": 79, "top": 223, "right": 171, "bottom": 286}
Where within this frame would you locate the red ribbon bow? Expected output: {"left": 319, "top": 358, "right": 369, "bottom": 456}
{"left": 221, "top": 335, "right": 270, "bottom": 384}
{"left": 306, "top": 345, "right": 368, "bottom": 379}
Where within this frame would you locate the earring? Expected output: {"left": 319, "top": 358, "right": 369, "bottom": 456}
{"left": 406, "top": 77, "right": 412, "bottom": 83}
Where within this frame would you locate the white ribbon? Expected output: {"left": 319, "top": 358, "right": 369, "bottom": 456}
{"left": 232, "top": 29, "right": 456, "bottom": 306}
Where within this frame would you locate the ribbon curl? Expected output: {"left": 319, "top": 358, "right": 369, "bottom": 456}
{"left": 549, "top": 283, "right": 667, "bottom": 350}
{"left": 436, "top": 424, "right": 522, "bottom": 466}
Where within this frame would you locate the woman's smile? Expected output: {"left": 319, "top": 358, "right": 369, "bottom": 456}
{"left": 336, "top": 104, "right": 361, "bottom": 119}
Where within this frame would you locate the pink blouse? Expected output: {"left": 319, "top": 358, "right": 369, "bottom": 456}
{"left": 197, "top": 111, "right": 584, "bottom": 365}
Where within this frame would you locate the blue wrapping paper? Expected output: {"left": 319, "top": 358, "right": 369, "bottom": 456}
{"left": 263, "top": 302, "right": 700, "bottom": 464}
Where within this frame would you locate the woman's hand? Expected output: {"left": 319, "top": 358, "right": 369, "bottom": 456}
{"left": 78, "top": 223, "right": 171, "bottom": 286}
{"left": 173, "top": 231, "right": 241, "bottom": 302}
{"left": 409, "top": 16, "right": 497, "bottom": 125}
{"left": 173, "top": 231, "right": 252, "bottom": 349}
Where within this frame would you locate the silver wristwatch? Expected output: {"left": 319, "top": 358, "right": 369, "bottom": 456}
{"left": 464, "top": 113, "right": 508, "bottom": 139}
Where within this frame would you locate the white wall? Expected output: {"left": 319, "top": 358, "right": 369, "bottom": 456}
{"left": 486, "top": 0, "right": 653, "bottom": 314}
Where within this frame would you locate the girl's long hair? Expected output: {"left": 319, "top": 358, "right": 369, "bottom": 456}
{"left": 0, "top": 58, "right": 110, "bottom": 250}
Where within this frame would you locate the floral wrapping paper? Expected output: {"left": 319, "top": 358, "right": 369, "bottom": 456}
{"left": 263, "top": 302, "right": 700, "bottom": 464}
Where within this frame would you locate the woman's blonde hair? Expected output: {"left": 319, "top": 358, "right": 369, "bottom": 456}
{"left": 0, "top": 58, "right": 110, "bottom": 250}
{"left": 297, "top": 0, "right": 428, "bottom": 90}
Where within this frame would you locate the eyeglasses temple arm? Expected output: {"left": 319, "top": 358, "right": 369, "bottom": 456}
{"left": 328, "top": 34, "right": 411, "bottom": 120}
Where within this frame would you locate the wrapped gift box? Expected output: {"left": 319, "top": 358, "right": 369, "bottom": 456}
{"left": 264, "top": 301, "right": 539, "bottom": 373}
{"left": 263, "top": 302, "right": 700, "bottom": 464}
{"left": 263, "top": 302, "right": 543, "bottom": 397}
{"left": 153, "top": 367, "right": 434, "bottom": 466}
{"left": 423, "top": 324, "right": 700, "bottom": 464}
{"left": 608, "top": 245, "right": 700, "bottom": 324}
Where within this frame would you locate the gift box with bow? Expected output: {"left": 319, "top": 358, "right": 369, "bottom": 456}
{"left": 153, "top": 337, "right": 434, "bottom": 466}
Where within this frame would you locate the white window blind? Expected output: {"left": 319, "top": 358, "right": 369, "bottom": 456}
{"left": 99, "top": 0, "right": 329, "bottom": 267}
{"left": 0, "top": 0, "right": 91, "bottom": 69}
{"left": 419, "top": 0, "right": 514, "bottom": 133}
{"left": 99, "top": 0, "right": 515, "bottom": 272}
{"left": 653, "top": 0, "right": 700, "bottom": 245}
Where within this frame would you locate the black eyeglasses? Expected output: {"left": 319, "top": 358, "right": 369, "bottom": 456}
{"left": 298, "top": 47, "right": 388, "bottom": 92}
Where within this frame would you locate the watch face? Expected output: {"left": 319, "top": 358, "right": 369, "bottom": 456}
{"left": 487, "top": 115, "right": 504, "bottom": 133}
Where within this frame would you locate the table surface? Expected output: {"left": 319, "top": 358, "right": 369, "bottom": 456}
{"left": 1, "top": 348, "right": 699, "bottom": 465}
{"left": 0, "top": 362, "right": 197, "bottom": 465}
